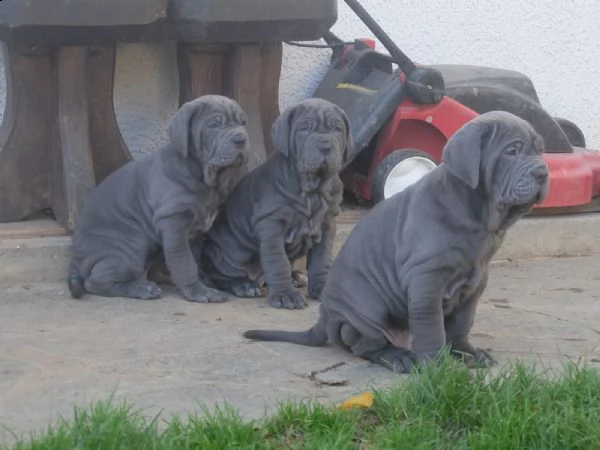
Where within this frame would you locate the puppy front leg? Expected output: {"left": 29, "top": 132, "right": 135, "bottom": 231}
{"left": 407, "top": 272, "right": 448, "bottom": 364}
{"left": 158, "top": 216, "right": 228, "bottom": 303}
{"left": 256, "top": 221, "right": 306, "bottom": 310}
{"left": 445, "top": 272, "right": 495, "bottom": 367}
{"left": 189, "top": 234, "right": 217, "bottom": 289}
{"left": 306, "top": 219, "right": 336, "bottom": 300}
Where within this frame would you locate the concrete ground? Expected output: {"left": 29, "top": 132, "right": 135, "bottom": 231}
{"left": 1, "top": 254, "right": 599, "bottom": 444}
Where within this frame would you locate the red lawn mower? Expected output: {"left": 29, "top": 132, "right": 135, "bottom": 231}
{"left": 307, "top": 0, "right": 600, "bottom": 211}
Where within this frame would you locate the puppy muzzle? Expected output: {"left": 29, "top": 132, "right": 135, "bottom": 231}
{"left": 210, "top": 130, "right": 249, "bottom": 168}
{"left": 298, "top": 139, "right": 342, "bottom": 176}
{"left": 503, "top": 159, "right": 549, "bottom": 207}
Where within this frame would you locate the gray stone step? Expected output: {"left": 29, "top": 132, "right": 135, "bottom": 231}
{"left": 1, "top": 212, "right": 600, "bottom": 286}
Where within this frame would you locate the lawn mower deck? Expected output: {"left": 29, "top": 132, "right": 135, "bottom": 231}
{"left": 342, "top": 93, "right": 600, "bottom": 210}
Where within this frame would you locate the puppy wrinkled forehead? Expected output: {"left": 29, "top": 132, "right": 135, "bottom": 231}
{"left": 323, "top": 107, "right": 344, "bottom": 123}
{"left": 300, "top": 98, "right": 340, "bottom": 116}
{"left": 212, "top": 100, "right": 240, "bottom": 118}
{"left": 290, "top": 100, "right": 344, "bottom": 133}
{"left": 197, "top": 95, "right": 245, "bottom": 120}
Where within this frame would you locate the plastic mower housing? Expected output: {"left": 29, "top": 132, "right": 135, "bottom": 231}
{"left": 312, "top": 37, "right": 600, "bottom": 211}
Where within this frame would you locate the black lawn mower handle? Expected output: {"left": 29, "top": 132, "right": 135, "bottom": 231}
{"left": 342, "top": 0, "right": 417, "bottom": 74}
{"left": 342, "top": 0, "right": 445, "bottom": 104}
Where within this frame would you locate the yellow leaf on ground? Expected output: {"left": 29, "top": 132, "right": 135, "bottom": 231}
{"left": 339, "top": 391, "right": 375, "bottom": 410}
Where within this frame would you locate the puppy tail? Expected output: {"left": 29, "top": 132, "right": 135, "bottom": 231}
{"left": 243, "top": 315, "right": 327, "bottom": 347}
{"left": 67, "top": 263, "right": 86, "bottom": 299}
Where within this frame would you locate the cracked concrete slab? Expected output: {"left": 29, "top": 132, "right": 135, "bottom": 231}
{"left": 1, "top": 255, "right": 599, "bottom": 445}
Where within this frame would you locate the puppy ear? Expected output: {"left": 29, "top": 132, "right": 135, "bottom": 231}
{"left": 442, "top": 120, "right": 492, "bottom": 189}
{"left": 168, "top": 101, "right": 204, "bottom": 157}
{"left": 271, "top": 105, "right": 297, "bottom": 158}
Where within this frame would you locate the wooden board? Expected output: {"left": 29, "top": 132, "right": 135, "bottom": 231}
{"left": 338, "top": 208, "right": 369, "bottom": 226}
{"left": 0, "top": 218, "right": 70, "bottom": 239}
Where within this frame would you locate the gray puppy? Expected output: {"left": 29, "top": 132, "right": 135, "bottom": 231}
{"left": 200, "top": 98, "right": 352, "bottom": 310}
{"left": 244, "top": 111, "right": 550, "bottom": 372}
{"left": 68, "top": 95, "right": 250, "bottom": 302}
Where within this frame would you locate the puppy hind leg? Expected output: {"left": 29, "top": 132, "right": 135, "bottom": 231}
{"left": 334, "top": 320, "right": 416, "bottom": 374}
{"left": 201, "top": 255, "right": 261, "bottom": 297}
{"left": 84, "top": 258, "right": 162, "bottom": 300}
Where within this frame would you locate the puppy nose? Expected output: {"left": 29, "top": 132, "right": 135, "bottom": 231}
{"left": 233, "top": 136, "right": 247, "bottom": 149}
{"left": 318, "top": 145, "right": 331, "bottom": 155}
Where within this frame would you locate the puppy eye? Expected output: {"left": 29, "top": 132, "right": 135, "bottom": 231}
{"left": 208, "top": 115, "right": 225, "bottom": 129}
{"left": 506, "top": 142, "right": 524, "bottom": 156}
{"left": 239, "top": 115, "right": 248, "bottom": 126}
{"left": 298, "top": 120, "right": 314, "bottom": 131}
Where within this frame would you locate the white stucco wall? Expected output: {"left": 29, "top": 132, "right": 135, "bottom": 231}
{"left": 1, "top": 0, "right": 599, "bottom": 156}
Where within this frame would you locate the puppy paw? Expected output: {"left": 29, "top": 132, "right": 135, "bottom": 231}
{"left": 390, "top": 350, "right": 418, "bottom": 374}
{"left": 372, "top": 347, "right": 417, "bottom": 374}
{"left": 291, "top": 270, "right": 308, "bottom": 288}
{"left": 130, "top": 281, "right": 162, "bottom": 300}
{"left": 268, "top": 290, "right": 307, "bottom": 310}
{"left": 307, "top": 280, "right": 325, "bottom": 300}
{"left": 230, "top": 280, "right": 263, "bottom": 298}
{"left": 180, "top": 282, "right": 229, "bottom": 303}
{"left": 450, "top": 346, "right": 496, "bottom": 368}
{"left": 468, "top": 348, "right": 496, "bottom": 368}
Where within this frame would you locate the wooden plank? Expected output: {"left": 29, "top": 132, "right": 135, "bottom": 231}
{"left": 0, "top": 43, "right": 54, "bottom": 222}
{"left": 86, "top": 44, "right": 132, "bottom": 184}
{"left": 177, "top": 43, "right": 228, "bottom": 105}
{"left": 54, "top": 46, "right": 97, "bottom": 231}
{"left": 259, "top": 42, "right": 282, "bottom": 155}
{"left": 0, "top": 219, "right": 70, "bottom": 239}
{"left": 228, "top": 44, "right": 267, "bottom": 170}
{"left": 338, "top": 207, "right": 369, "bottom": 226}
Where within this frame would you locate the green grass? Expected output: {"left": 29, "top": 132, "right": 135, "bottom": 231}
{"left": 4, "top": 358, "right": 600, "bottom": 450}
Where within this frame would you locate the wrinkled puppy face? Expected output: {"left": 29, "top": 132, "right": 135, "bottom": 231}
{"left": 486, "top": 121, "right": 549, "bottom": 210}
{"left": 272, "top": 98, "right": 352, "bottom": 192}
{"left": 168, "top": 95, "right": 249, "bottom": 187}
{"left": 442, "top": 111, "right": 549, "bottom": 229}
